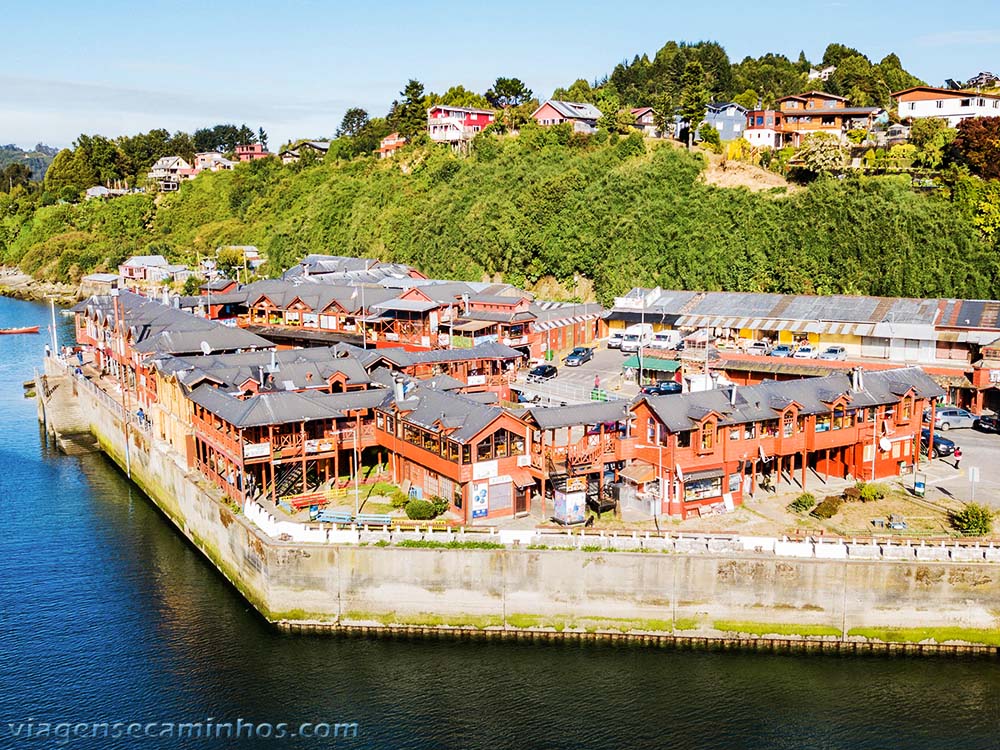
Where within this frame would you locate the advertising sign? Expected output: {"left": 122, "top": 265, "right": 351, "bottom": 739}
{"left": 553, "top": 490, "right": 586, "bottom": 525}
{"left": 472, "top": 483, "right": 489, "bottom": 519}
{"left": 243, "top": 442, "right": 271, "bottom": 459}
{"left": 472, "top": 460, "right": 499, "bottom": 480}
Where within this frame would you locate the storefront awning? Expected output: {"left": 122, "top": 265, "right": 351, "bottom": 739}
{"left": 683, "top": 468, "right": 724, "bottom": 482}
{"left": 620, "top": 462, "right": 657, "bottom": 484}
{"left": 509, "top": 468, "right": 536, "bottom": 488}
{"left": 621, "top": 356, "right": 681, "bottom": 373}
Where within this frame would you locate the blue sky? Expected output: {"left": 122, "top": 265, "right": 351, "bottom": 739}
{"left": 3, "top": 0, "right": 998, "bottom": 149}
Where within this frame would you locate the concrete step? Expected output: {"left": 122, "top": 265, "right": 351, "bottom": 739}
{"left": 56, "top": 432, "right": 99, "bottom": 455}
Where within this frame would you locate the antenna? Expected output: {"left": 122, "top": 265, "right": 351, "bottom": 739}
{"left": 200, "top": 341, "right": 212, "bottom": 356}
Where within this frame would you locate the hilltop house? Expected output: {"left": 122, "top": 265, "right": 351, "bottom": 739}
{"left": 376, "top": 132, "right": 406, "bottom": 159}
{"left": 531, "top": 100, "right": 603, "bottom": 134}
{"left": 893, "top": 86, "right": 1000, "bottom": 126}
{"left": 278, "top": 141, "right": 331, "bottom": 164}
{"left": 147, "top": 156, "right": 192, "bottom": 192}
{"left": 631, "top": 107, "right": 659, "bottom": 136}
{"left": 194, "top": 152, "right": 236, "bottom": 172}
{"left": 743, "top": 91, "right": 880, "bottom": 148}
{"left": 235, "top": 144, "right": 270, "bottom": 162}
{"left": 427, "top": 106, "right": 495, "bottom": 150}
{"left": 702, "top": 102, "right": 748, "bottom": 141}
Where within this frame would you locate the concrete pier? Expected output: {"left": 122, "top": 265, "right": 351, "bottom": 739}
{"left": 36, "top": 359, "right": 1000, "bottom": 655}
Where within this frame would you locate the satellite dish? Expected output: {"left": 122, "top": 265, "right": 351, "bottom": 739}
{"left": 200, "top": 341, "right": 213, "bottom": 356}
{"left": 879, "top": 437, "right": 892, "bottom": 452}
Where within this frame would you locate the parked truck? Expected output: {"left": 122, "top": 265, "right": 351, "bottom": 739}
{"left": 620, "top": 323, "right": 654, "bottom": 353}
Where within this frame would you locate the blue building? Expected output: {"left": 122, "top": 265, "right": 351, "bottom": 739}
{"left": 701, "top": 102, "right": 749, "bottom": 141}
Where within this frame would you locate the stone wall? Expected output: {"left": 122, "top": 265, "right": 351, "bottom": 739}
{"left": 40, "top": 363, "right": 1000, "bottom": 651}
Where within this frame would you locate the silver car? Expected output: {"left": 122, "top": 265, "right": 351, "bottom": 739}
{"left": 817, "top": 346, "right": 847, "bottom": 361}
{"left": 934, "top": 408, "right": 976, "bottom": 431}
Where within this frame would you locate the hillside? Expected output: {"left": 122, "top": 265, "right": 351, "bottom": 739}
{"left": 0, "top": 144, "right": 57, "bottom": 181}
{"left": 2, "top": 131, "right": 997, "bottom": 304}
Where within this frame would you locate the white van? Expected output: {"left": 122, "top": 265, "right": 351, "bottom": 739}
{"left": 620, "top": 323, "right": 654, "bottom": 353}
{"left": 649, "top": 330, "right": 681, "bottom": 350}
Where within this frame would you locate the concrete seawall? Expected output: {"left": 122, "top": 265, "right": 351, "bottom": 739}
{"left": 37, "top": 362, "right": 1000, "bottom": 654}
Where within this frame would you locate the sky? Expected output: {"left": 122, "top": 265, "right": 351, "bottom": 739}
{"left": 2, "top": 0, "right": 999, "bottom": 150}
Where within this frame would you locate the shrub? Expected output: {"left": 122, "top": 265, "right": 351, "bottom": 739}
{"left": 811, "top": 496, "right": 843, "bottom": 519}
{"left": 853, "top": 481, "right": 889, "bottom": 503}
{"left": 788, "top": 493, "right": 816, "bottom": 514}
{"left": 428, "top": 495, "right": 450, "bottom": 517}
{"left": 389, "top": 489, "right": 410, "bottom": 509}
{"left": 404, "top": 499, "right": 436, "bottom": 520}
{"left": 950, "top": 503, "right": 995, "bottom": 536}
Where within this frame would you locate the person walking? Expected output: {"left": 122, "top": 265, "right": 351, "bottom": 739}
{"left": 954, "top": 447, "right": 963, "bottom": 470}
{"left": 594, "top": 374, "right": 601, "bottom": 391}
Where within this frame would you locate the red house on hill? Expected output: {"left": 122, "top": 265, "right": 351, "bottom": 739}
{"left": 427, "top": 105, "right": 495, "bottom": 149}
{"left": 235, "top": 144, "right": 270, "bottom": 162}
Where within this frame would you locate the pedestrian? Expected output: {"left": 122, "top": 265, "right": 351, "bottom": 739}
{"left": 594, "top": 374, "right": 601, "bottom": 390}
{"left": 954, "top": 447, "right": 962, "bottom": 470}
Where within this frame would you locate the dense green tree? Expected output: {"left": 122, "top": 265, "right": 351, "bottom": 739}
{"left": 428, "top": 85, "right": 491, "bottom": 109}
{"left": 389, "top": 79, "right": 428, "bottom": 141}
{"left": 485, "top": 77, "right": 533, "bottom": 108}
{"left": 678, "top": 62, "right": 710, "bottom": 143}
{"left": 793, "top": 132, "right": 847, "bottom": 177}
{"left": 336, "top": 108, "right": 370, "bottom": 139}
{"left": 551, "top": 78, "right": 599, "bottom": 103}
{"left": 0, "top": 163, "right": 32, "bottom": 192}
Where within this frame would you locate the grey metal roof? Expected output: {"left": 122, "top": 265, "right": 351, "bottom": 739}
{"left": 526, "top": 401, "right": 632, "bottom": 431}
{"left": 642, "top": 367, "right": 943, "bottom": 433}
{"left": 188, "top": 384, "right": 387, "bottom": 428}
{"left": 544, "top": 100, "right": 603, "bottom": 121}
{"left": 386, "top": 385, "right": 508, "bottom": 443}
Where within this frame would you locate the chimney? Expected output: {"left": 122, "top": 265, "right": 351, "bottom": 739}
{"left": 852, "top": 367, "right": 864, "bottom": 393}
{"left": 393, "top": 376, "right": 405, "bottom": 402}
{"left": 269, "top": 349, "right": 277, "bottom": 373}
{"left": 730, "top": 386, "right": 737, "bottom": 406}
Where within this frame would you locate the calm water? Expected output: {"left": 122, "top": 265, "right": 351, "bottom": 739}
{"left": 1, "top": 295, "right": 999, "bottom": 749}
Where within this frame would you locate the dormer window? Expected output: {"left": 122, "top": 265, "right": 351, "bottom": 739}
{"left": 900, "top": 396, "right": 912, "bottom": 422}
{"left": 700, "top": 422, "right": 715, "bottom": 452}
{"left": 782, "top": 412, "right": 795, "bottom": 437}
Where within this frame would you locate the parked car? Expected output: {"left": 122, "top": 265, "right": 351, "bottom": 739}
{"left": 920, "top": 428, "right": 956, "bottom": 458}
{"left": 747, "top": 341, "right": 770, "bottom": 355}
{"left": 933, "top": 407, "right": 976, "bottom": 431}
{"left": 793, "top": 345, "right": 818, "bottom": 359}
{"left": 607, "top": 332, "right": 624, "bottom": 349}
{"left": 769, "top": 344, "right": 794, "bottom": 357}
{"left": 640, "top": 381, "right": 683, "bottom": 396}
{"left": 527, "top": 364, "right": 558, "bottom": 382}
{"left": 817, "top": 346, "right": 847, "bottom": 361}
{"left": 974, "top": 414, "right": 999, "bottom": 433}
{"left": 563, "top": 347, "right": 594, "bottom": 367}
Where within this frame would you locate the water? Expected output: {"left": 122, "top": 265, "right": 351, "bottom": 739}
{"left": 1, "top": 295, "right": 999, "bottom": 749}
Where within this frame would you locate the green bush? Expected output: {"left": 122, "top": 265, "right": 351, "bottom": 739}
{"left": 811, "top": 496, "right": 843, "bottom": 519}
{"left": 788, "top": 493, "right": 816, "bottom": 514}
{"left": 389, "top": 489, "right": 410, "bottom": 509}
{"left": 853, "top": 481, "right": 889, "bottom": 502}
{"left": 428, "top": 495, "right": 450, "bottom": 516}
{"left": 404, "top": 499, "right": 436, "bottom": 520}
{"left": 950, "top": 503, "right": 995, "bottom": 536}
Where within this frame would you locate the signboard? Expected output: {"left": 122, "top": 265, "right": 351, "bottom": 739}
{"left": 472, "top": 483, "right": 489, "bottom": 519}
{"left": 474, "top": 334, "right": 499, "bottom": 346}
{"left": 243, "top": 441, "right": 271, "bottom": 459}
{"left": 969, "top": 466, "right": 980, "bottom": 482}
{"left": 467, "top": 375, "right": 487, "bottom": 386}
{"left": 488, "top": 475, "right": 511, "bottom": 486}
{"left": 472, "top": 460, "right": 499, "bottom": 480}
{"left": 304, "top": 439, "right": 335, "bottom": 454}
{"left": 554, "top": 490, "right": 586, "bottom": 525}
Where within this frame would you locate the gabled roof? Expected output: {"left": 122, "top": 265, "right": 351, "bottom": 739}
{"left": 892, "top": 85, "right": 1000, "bottom": 101}
{"left": 534, "top": 100, "right": 603, "bottom": 121}
{"left": 385, "top": 385, "right": 512, "bottom": 443}
{"left": 188, "top": 384, "right": 387, "bottom": 428}
{"left": 121, "top": 255, "right": 168, "bottom": 268}
{"left": 778, "top": 91, "right": 849, "bottom": 102}
{"left": 525, "top": 400, "right": 631, "bottom": 431}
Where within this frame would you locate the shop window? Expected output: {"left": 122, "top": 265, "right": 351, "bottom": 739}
{"left": 762, "top": 420, "right": 778, "bottom": 438}
{"left": 743, "top": 423, "right": 757, "bottom": 439}
{"left": 728, "top": 473, "right": 741, "bottom": 494}
{"left": 476, "top": 436, "right": 494, "bottom": 462}
{"left": 511, "top": 435, "right": 525, "bottom": 456}
{"left": 447, "top": 441, "right": 459, "bottom": 462}
{"left": 816, "top": 414, "right": 831, "bottom": 433}
{"left": 685, "top": 476, "right": 722, "bottom": 501}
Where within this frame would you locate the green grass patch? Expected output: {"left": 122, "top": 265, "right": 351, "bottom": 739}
{"left": 848, "top": 626, "right": 1000, "bottom": 646}
{"left": 713, "top": 620, "right": 841, "bottom": 637}
{"left": 673, "top": 618, "right": 701, "bottom": 631}
{"left": 394, "top": 539, "right": 503, "bottom": 550}
{"left": 342, "top": 610, "right": 503, "bottom": 629}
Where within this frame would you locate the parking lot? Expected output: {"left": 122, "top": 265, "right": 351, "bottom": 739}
{"left": 918, "top": 424, "right": 1000, "bottom": 507}
{"left": 518, "top": 344, "right": 644, "bottom": 403}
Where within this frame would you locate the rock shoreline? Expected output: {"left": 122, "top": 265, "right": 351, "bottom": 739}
{"left": 0, "top": 267, "right": 79, "bottom": 305}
